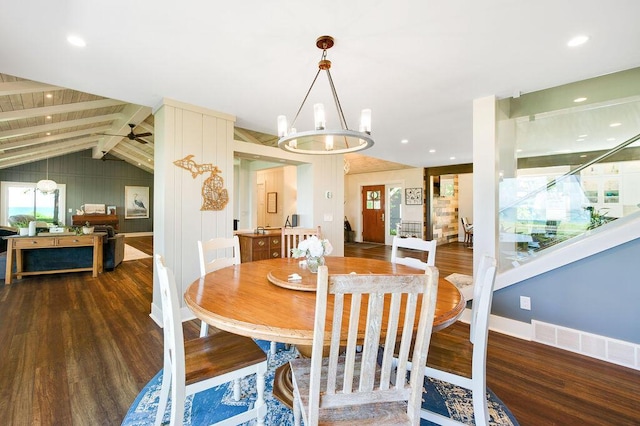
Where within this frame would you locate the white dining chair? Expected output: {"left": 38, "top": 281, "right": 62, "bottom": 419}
{"left": 196, "top": 236, "right": 241, "bottom": 337}
{"left": 281, "top": 226, "right": 322, "bottom": 258}
{"left": 391, "top": 235, "right": 437, "bottom": 270}
{"left": 289, "top": 265, "right": 439, "bottom": 425}
{"left": 154, "top": 254, "right": 267, "bottom": 426}
{"left": 461, "top": 217, "right": 474, "bottom": 245}
{"left": 420, "top": 254, "right": 498, "bottom": 426}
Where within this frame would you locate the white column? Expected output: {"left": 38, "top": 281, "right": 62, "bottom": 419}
{"left": 472, "top": 96, "right": 499, "bottom": 275}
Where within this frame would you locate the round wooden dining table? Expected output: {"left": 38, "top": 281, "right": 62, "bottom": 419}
{"left": 184, "top": 256, "right": 465, "bottom": 408}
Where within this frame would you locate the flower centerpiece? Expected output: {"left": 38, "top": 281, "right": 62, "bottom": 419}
{"left": 291, "top": 235, "right": 333, "bottom": 273}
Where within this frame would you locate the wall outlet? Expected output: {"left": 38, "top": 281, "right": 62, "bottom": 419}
{"left": 520, "top": 296, "right": 531, "bottom": 310}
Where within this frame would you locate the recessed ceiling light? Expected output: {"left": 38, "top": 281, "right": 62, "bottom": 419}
{"left": 567, "top": 35, "right": 589, "bottom": 47}
{"left": 578, "top": 134, "right": 588, "bottom": 138}
{"left": 580, "top": 155, "right": 587, "bottom": 158}
{"left": 67, "top": 35, "right": 86, "bottom": 47}
{"left": 400, "top": 139, "right": 408, "bottom": 144}
{"left": 428, "top": 149, "right": 435, "bottom": 153}
{"left": 46, "top": 115, "right": 51, "bottom": 119}
{"left": 46, "top": 93, "right": 52, "bottom": 99}
{"left": 576, "top": 138, "right": 585, "bottom": 142}
{"left": 46, "top": 132, "right": 51, "bottom": 136}
{"left": 607, "top": 137, "right": 616, "bottom": 141}
{"left": 610, "top": 122, "right": 622, "bottom": 127}
{"left": 449, "top": 156, "right": 456, "bottom": 160}
{"left": 573, "top": 97, "right": 587, "bottom": 103}
{"left": 516, "top": 149, "right": 523, "bottom": 153}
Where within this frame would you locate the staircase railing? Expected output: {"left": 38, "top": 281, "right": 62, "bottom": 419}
{"left": 497, "top": 132, "right": 640, "bottom": 271}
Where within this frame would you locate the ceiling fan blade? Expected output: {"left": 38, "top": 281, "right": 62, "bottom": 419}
{"left": 95, "top": 132, "right": 125, "bottom": 137}
{"left": 134, "top": 137, "right": 149, "bottom": 144}
{"left": 135, "top": 132, "right": 153, "bottom": 138}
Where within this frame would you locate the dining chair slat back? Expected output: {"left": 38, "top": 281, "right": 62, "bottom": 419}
{"left": 289, "top": 265, "right": 439, "bottom": 426}
{"left": 154, "top": 254, "right": 267, "bottom": 426}
{"left": 281, "top": 226, "right": 322, "bottom": 258}
{"left": 196, "top": 236, "right": 241, "bottom": 337}
{"left": 420, "top": 254, "right": 497, "bottom": 426}
{"left": 391, "top": 236, "right": 437, "bottom": 269}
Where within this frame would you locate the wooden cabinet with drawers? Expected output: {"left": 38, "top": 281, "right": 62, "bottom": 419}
{"left": 238, "top": 232, "right": 282, "bottom": 262}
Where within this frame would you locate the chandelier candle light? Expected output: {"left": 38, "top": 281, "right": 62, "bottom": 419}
{"left": 277, "top": 35, "right": 374, "bottom": 155}
{"left": 291, "top": 235, "right": 333, "bottom": 273}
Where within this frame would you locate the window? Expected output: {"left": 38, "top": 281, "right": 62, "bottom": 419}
{"left": 389, "top": 186, "right": 402, "bottom": 235}
{"left": 1, "top": 181, "right": 66, "bottom": 226}
{"left": 366, "top": 190, "right": 381, "bottom": 209}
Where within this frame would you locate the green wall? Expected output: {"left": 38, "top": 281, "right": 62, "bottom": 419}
{"left": 0, "top": 150, "right": 153, "bottom": 233}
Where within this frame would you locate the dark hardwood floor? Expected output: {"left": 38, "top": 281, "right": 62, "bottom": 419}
{"left": 0, "top": 238, "right": 637, "bottom": 425}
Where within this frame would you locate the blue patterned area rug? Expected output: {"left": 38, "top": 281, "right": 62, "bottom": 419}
{"left": 122, "top": 340, "right": 518, "bottom": 425}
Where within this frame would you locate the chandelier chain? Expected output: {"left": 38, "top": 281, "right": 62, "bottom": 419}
{"left": 290, "top": 68, "right": 322, "bottom": 130}
{"left": 325, "top": 69, "right": 349, "bottom": 130}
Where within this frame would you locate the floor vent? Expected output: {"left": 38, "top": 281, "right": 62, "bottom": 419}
{"left": 532, "top": 320, "right": 639, "bottom": 371}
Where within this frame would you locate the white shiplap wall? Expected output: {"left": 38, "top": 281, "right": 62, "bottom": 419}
{"left": 151, "top": 99, "right": 235, "bottom": 323}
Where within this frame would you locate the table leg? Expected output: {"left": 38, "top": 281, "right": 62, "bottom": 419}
{"left": 272, "top": 344, "right": 317, "bottom": 409}
{"left": 5, "top": 245, "right": 13, "bottom": 284}
{"left": 272, "top": 364, "right": 294, "bottom": 409}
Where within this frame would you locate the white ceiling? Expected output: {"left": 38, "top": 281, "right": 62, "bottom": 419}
{"left": 2, "top": 0, "right": 640, "bottom": 169}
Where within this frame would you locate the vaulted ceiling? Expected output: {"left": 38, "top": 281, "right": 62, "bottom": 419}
{"left": 0, "top": 73, "right": 155, "bottom": 173}
{"left": 0, "top": 73, "right": 414, "bottom": 175}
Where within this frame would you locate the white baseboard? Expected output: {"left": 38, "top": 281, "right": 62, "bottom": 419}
{"left": 123, "top": 231, "right": 153, "bottom": 237}
{"left": 458, "top": 310, "right": 639, "bottom": 370}
{"left": 458, "top": 309, "right": 532, "bottom": 341}
{"left": 532, "top": 320, "right": 639, "bottom": 371}
{"left": 149, "top": 302, "right": 162, "bottom": 327}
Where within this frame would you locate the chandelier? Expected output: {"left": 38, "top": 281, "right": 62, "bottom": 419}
{"left": 277, "top": 35, "right": 374, "bottom": 155}
{"left": 36, "top": 158, "right": 57, "bottom": 194}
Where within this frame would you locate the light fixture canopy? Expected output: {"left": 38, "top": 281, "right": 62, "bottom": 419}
{"left": 277, "top": 35, "right": 374, "bottom": 155}
{"left": 37, "top": 159, "right": 57, "bottom": 194}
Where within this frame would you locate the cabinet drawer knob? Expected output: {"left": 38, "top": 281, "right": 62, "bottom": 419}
{"left": 272, "top": 238, "right": 279, "bottom": 245}
{"left": 258, "top": 240, "right": 265, "bottom": 247}
{"left": 272, "top": 252, "right": 279, "bottom": 257}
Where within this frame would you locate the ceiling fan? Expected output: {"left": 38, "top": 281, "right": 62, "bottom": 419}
{"left": 99, "top": 151, "right": 125, "bottom": 161}
{"left": 95, "top": 123, "right": 152, "bottom": 144}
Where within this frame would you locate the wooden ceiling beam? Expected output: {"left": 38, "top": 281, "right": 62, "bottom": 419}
{"left": 111, "top": 146, "right": 154, "bottom": 173}
{"left": 0, "top": 113, "right": 122, "bottom": 140}
{"left": 0, "top": 125, "right": 109, "bottom": 151}
{"left": 0, "top": 99, "right": 126, "bottom": 122}
{"left": 0, "top": 139, "right": 97, "bottom": 169}
{"left": 94, "top": 104, "right": 152, "bottom": 157}
{"left": 234, "top": 128, "right": 263, "bottom": 144}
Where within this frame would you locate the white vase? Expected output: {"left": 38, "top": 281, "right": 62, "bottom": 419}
{"left": 19, "top": 227, "right": 29, "bottom": 236}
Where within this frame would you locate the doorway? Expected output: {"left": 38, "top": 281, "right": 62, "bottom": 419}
{"left": 362, "top": 185, "right": 385, "bottom": 243}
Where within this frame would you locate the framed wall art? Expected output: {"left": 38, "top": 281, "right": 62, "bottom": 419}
{"left": 440, "top": 177, "right": 455, "bottom": 197}
{"left": 267, "top": 192, "right": 277, "bottom": 213}
{"left": 125, "top": 186, "right": 150, "bottom": 219}
{"left": 405, "top": 188, "right": 423, "bottom": 205}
